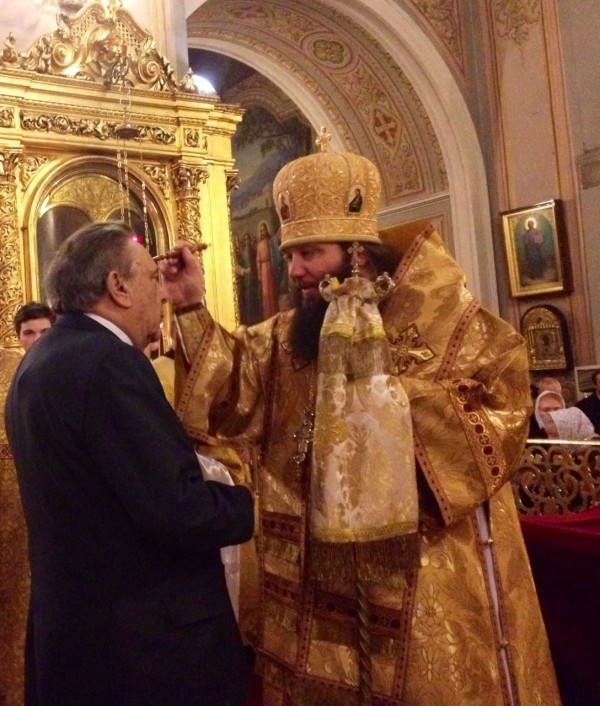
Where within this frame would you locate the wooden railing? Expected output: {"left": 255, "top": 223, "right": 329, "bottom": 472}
{"left": 512, "top": 439, "right": 600, "bottom": 515}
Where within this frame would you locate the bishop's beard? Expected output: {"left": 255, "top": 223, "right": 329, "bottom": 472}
{"left": 288, "top": 260, "right": 353, "bottom": 361}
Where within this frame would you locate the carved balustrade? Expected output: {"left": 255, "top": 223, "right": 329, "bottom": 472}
{"left": 512, "top": 439, "right": 600, "bottom": 515}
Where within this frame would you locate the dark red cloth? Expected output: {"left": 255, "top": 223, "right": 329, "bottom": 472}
{"left": 520, "top": 506, "right": 600, "bottom": 706}
{"left": 245, "top": 675, "right": 262, "bottom": 706}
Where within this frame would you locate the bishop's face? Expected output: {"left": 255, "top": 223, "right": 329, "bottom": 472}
{"left": 284, "top": 243, "right": 347, "bottom": 301}
{"left": 286, "top": 243, "right": 353, "bottom": 360}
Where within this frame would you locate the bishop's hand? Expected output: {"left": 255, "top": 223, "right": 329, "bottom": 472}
{"left": 159, "top": 240, "right": 205, "bottom": 311}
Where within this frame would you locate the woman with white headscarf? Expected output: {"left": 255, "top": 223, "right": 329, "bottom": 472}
{"left": 545, "top": 407, "right": 595, "bottom": 440}
{"left": 530, "top": 389, "right": 566, "bottom": 438}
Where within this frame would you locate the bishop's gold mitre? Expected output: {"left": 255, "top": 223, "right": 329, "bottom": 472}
{"left": 273, "top": 128, "right": 383, "bottom": 251}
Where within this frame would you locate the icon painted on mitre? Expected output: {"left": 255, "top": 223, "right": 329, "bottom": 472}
{"left": 348, "top": 186, "right": 363, "bottom": 213}
{"left": 279, "top": 193, "right": 291, "bottom": 221}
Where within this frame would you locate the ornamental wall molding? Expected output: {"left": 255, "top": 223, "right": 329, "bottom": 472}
{"left": 172, "top": 163, "right": 209, "bottom": 193}
{"left": 19, "top": 111, "right": 176, "bottom": 144}
{"left": 188, "top": 27, "right": 358, "bottom": 154}
{"left": 10, "top": 97, "right": 180, "bottom": 127}
{"left": 19, "top": 155, "right": 50, "bottom": 188}
{"left": 143, "top": 163, "right": 170, "bottom": 200}
{"left": 493, "top": 0, "right": 541, "bottom": 45}
{"left": 0, "top": 107, "right": 14, "bottom": 128}
{"left": 189, "top": 0, "right": 446, "bottom": 200}
{"left": 408, "top": 0, "right": 463, "bottom": 71}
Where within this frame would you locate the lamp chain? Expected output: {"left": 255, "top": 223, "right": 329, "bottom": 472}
{"left": 118, "top": 78, "right": 132, "bottom": 229}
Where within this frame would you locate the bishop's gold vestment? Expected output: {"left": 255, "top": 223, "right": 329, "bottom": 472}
{"left": 0, "top": 347, "right": 27, "bottom": 706}
{"left": 176, "top": 229, "right": 561, "bottom": 706}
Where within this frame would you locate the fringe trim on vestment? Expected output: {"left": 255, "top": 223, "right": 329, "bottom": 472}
{"left": 309, "top": 535, "right": 420, "bottom": 594}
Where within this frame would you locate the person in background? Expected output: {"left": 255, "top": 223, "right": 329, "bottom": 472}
{"left": 537, "top": 376, "right": 563, "bottom": 395}
{"left": 0, "top": 347, "right": 27, "bottom": 706}
{"left": 13, "top": 302, "right": 55, "bottom": 352}
{"left": 529, "top": 377, "right": 563, "bottom": 437}
{"left": 543, "top": 407, "right": 595, "bottom": 441}
{"left": 256, "top": 221, "right": 279, "bottom": 320}
{"left": 576, "top": 369, "right": 600, "bottom": 435}
{"left": 530, "top": 390, "right": 566, "bottom": 438}
{"left": 1, "top": 302, "right": 56, "bottom": 706}
{"left": 161, "top": 140, "right": 561, "bottom": 706}
{"left": 5, "top": 221, "right": 254, "bottom": 706}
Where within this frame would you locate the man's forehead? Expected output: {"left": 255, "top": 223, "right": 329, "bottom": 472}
{"left": 286, "top": 242, "right": 343, "bottom": 255}
{"left": 22, "top": 318, "right": 51, "bottom": 329}
{"left": 128, "top": 239, "right": 155, "bottom": 266}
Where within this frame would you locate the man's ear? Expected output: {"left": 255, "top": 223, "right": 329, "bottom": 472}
{"left": 105, "top": 270, "right": 133, "bottom": 308}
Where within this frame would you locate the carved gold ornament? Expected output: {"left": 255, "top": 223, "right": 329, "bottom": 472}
{"left": 0, "top": 1, "right": 198, "bottom": 93}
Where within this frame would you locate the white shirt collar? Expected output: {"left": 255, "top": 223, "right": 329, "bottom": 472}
{"left": 85, "top": 313, "right": 133, "bottom": 346}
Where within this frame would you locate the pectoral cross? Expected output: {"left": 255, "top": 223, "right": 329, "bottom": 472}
{"left": 347, "top": 241, "right": 364, "bottom": 276}
{"left": 292, "top": 406, "right": 315, "bottom": 470}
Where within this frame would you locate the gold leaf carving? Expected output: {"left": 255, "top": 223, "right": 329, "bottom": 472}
{"left": 0, "top": 1, "right": 194, "bottom": 92}
{"left": 0, "top": 106, "right": 14, "bottom": 128}
{"left": 172, "top": 163, "right": 208, "bottom": 246}
{"left": 172, "top": 164, "right": 209, "bottom": 193}
{"left": 0, "top": 150, "right": 20, "bottom": 183}
{"left": 20, "top": 111, "right": 175, "bottom": 145}
{"left": 185, "top": 129, "right": 200, "bottom": 148}
{"left": 20, "top": 155, "right": 49, "bottom": 188}
{"left": 226, "top": 172, "right": 241, "bottom": 194}
{"left": 494, "top": 0, "right": 541, "bottom": 45}
{"left": 143, "top": 164, "right": 170, "bottom": 200}
{"left": 0, "top": 179, "right": 24, "bottom": 345}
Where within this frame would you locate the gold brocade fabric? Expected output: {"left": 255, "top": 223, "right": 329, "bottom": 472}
{"left": 151, "top": 355, "right": 176, "bottom": 407}
{"left": 0, "top": 348, "right": 27, "bottom": 706}
{"left": 177, "top": 229, "right": 562, "bottom": 706}
{"left": 311, "top": 274, "right": 418, "bottom": 584}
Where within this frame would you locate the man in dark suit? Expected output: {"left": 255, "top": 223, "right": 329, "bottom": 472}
{"left": 576, "top": 369, "right": 600, "bottom": 435}
{"left": 5, "top": 221, "right": 254, "bottom": 706}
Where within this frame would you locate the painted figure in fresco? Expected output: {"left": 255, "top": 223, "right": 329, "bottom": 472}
{"left": 256, "top": 222, "right": 279, "bottom": 320}
{"left": 233, "top": 236, "right": 251, "bottom": 321}
{"left": 273, "top": 226, "right": 290, "bottom": 312}
{"left": 236, "top": 233, "right": 261, "bottom": 325}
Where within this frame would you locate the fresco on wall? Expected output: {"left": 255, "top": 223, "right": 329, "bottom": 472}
{"left": 230, "top": 106, "right": 311, "bottom": 325}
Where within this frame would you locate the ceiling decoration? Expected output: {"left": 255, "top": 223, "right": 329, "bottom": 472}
{"left": 407, "top": 0, "right": 464, "bottom": 73}
{"left": 187, "top": 0, "right": 448, "bottom": 206}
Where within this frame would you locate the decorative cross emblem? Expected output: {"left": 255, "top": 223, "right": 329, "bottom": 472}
{"left": 388, "top": 324, "right": 435, "bottom": 373}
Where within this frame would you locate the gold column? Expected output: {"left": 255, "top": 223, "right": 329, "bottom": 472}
{"left": 226, "top": 170, "right": 241, "bottom": 327}
{"left": 0, "top": 149, "right": 22, "bottom": 348}
{"left": 171, "top": 162, "right": 209, "bottom": 248}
